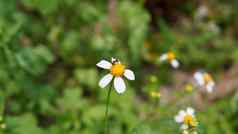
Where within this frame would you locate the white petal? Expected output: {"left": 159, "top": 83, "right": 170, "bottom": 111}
{"left": 171, "top": 59, "right": 179, "bottom": 68}
{"left": 178, "top": 110, "right": 186, "bottom": 118}
{"left": 159, "top": 54, "right": 168, "bottom": 61}
{"left": 186, "top": 107, "right": 195, "bottom": 115}
{"left": 124, "top": 69, "right": 135, "bottom": 80}
{"left": 99, "top": 74, "right": 113, "bottom": 88}
{"left": 181, "top": 124, "right": 188, "bottom": 130}
{"left": 194, "top": 72, "right": 205, "bottom": 85}
{"left": 114, "top": 77, "right": 126, "bottom": 94}
{"left": 206, "top": 81, "right": 215, "bottom": 93}
{"left": 96, "top": 60, "right": 112, "bottom": 69}
{"left": 175, "top": 115, "right": 184, "bottom": 123}
{"left": 175, "top": 110, "right": 186, "bottom": 123}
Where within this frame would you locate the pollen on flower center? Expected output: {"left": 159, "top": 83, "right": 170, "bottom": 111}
{"left": 167, "top": 52, "right": 175, "bottom": 61}
{"left": 184, "top": 115, "right": 195, "bottom": 126}
{"left": 203, "top": 73, "right": 212, "bottom": 83}
{"left": 111, "top": 64, "right": 125, "bottom": 76}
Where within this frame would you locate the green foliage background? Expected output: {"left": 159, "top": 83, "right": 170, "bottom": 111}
{"left": 0, "top": 0, "right": 238, "bottom": 133}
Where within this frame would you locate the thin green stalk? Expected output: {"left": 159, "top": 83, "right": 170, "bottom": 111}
{"left": 104, "top": 83, "right": 113, "bottom": 134}
{"left": 0, "top": 91, "right": 5, "bottom": 133}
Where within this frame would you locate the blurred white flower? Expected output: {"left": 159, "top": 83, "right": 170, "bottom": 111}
{"left": 207, "top": 21, "right": 220, "bottom": 34}
{"left": 175, "top": 107, "right": 198, "bottom": 130}
{"left": 96, "top": 58, "right": 135, "bottom": 94}
{"left": 160, "top": 51, "right": 179, "bottom": 68}
{"left": 194, "top": 71, "right": 215, "bottom": 93}
{"left": 194, "top": 5, "right": 209, "bottom": 22}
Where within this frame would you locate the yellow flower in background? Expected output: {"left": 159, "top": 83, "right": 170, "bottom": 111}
{"left": 148, "top": 52, "right": 158, "bottom": 61}
{"left": 149, "top": 75, "right": 158, "bottom": 83}
{"left": 194, "top": 71, "right": 215, "bottom": 93}
{"left": 175, "top": 107, "right": 198, "bottom": 130}
{"left": 97, "top": 58, "right": 135, "bottom": 94}
{"left": 0, "top": 116, "right": 6, "bottom": 130}
{"left": 185, "top": 84, "right": 194, "bottom": 92}
{"left": 150, "top": 91, "right": 161, "bottom": 98}
{"left": 144, "top": 41, "right": 151, "bottom": 49}
{"left": 0, "top": 123, "right": 6, "bottom": 129}
{"left": 159, "top": 51, "right": 180, "bottom": 68}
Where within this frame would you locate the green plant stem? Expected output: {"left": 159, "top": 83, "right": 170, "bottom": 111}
{"left": 105, "top": 83, "right": 113, "bottom": 134}
{"left": 0, "top": 92, "right": 5, "bottom": 133}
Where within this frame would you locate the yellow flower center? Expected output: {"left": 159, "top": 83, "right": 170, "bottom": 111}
{"left": 167, "top": 52, "right": 175, "bottom": 61}
{"left": 184, "top": 115, "right": 196, "bottom": 127}
{"left": 203, "top": 73, "right": 212, "bottom": 83}
{"left": 111, "top": 64, "right": 125, "bottom": 76}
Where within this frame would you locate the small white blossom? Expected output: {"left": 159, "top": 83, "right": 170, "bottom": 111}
{"left": 159, "top": 52, "right": 179, "bottom": 68}
{"left": 175, "top": 107, "right": 198, "bottom": 130}
{"left": 207, "top": 21, "right": 220, "bottom": 33}
{"left": 194, "top": 71, "right": 215, "bottom": 93}
{"left": 194, "top": 5, "right": 209, "bottom": 22}
{"left": 97, "top": 58, "right": 135, "bottom": 94}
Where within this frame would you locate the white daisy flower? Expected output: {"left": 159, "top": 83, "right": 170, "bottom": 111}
{"left": 96, "top": 58, "right": 135, "bottom": 94}
{"left": 159, "top": 51, "right": 179, "bottom": 68}
{"left": 175, "top": 107, "right": 198, "bottom": 130}
{"left": 193, "top": 71, "right": 215, "bottom": 93}
{"left": 207, "top": 21, "right": 220, "bottom": 34}
{"left": 194, "top": 5, "right": 209, "bottom": 22}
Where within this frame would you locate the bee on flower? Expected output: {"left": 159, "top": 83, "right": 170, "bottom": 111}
{"left": 193, "top": 71, "right": 215, "bottom": 93}
{"left": 159, "top": 51, "right": 180, "bottom": 68}
{"left": 175, "top": 107, "right": 198, "bottom": 131}
{"left": 96, "top": 58, "right": 135, "bottom": 94}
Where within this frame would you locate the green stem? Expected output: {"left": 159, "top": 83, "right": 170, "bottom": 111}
{"left": 0, "top": 91, "right": 5, "bottom": 133}
{"left": 104, "top": 83, "right": 113, "bottom": 134}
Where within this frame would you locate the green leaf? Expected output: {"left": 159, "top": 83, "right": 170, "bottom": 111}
{"left": 22, "top": 0, "right": 59, "bottom": 15}
{"left": 7, "top": 114, "right": 46, "bottom": 134}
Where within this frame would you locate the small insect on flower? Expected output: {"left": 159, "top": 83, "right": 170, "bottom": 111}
{"left": 175, "top": 107, "right": 198, "bottom": 130}
{"left": 193, "top": 71, "right": 215, "bottom": 93}
{"left": 159, "top": 51, "right": 179, "bottom": 68}
{"left": 96, "top": 58, "right": 135, "bottom": 94}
